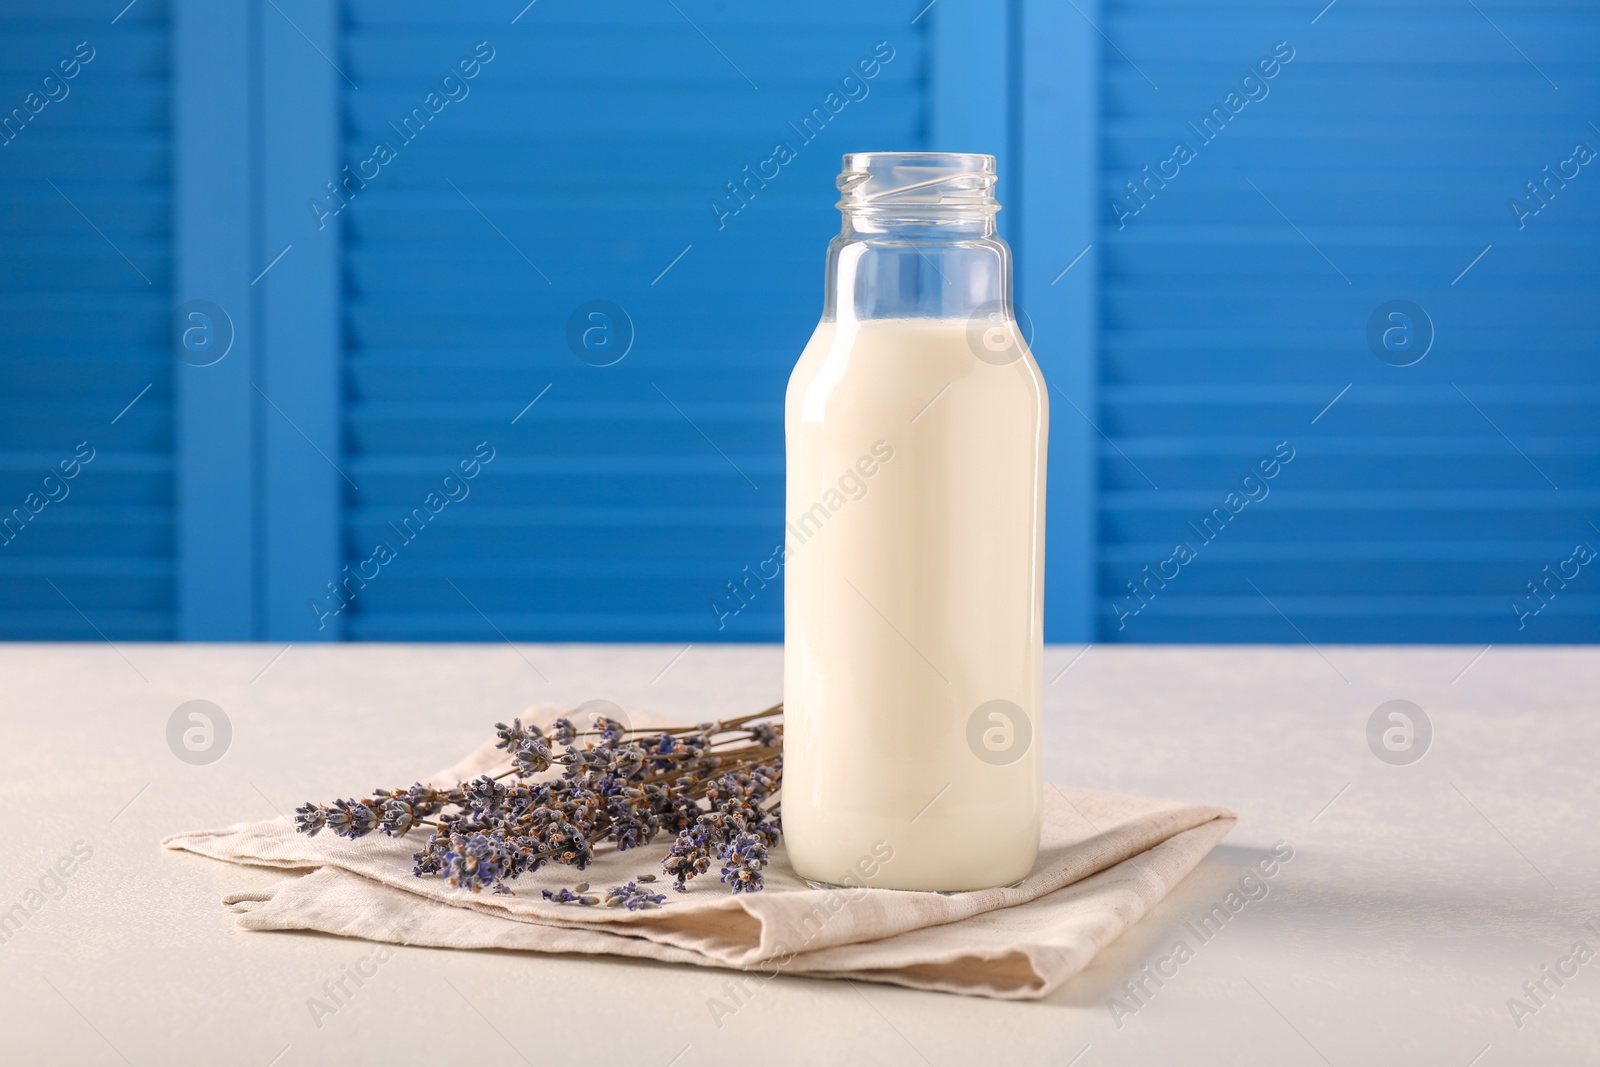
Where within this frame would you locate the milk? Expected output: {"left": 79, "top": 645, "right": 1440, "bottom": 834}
{"left": 783, "top": 316, "right": 1047, "bottom": 891}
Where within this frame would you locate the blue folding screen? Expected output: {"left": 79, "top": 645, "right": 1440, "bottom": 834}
{"left": 0, "top": 0, "right": 174, "bottom": 638}
{"left": 1094, "top": 0, "right": 1600, "bottom": 643}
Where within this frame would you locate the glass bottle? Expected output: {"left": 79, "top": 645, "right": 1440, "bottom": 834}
{"left": 783, "top": 152, "right": 1047, "bottom": 891}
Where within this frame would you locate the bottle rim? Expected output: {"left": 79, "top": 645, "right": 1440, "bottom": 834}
{"left": 837, "top": 152, "right": 999, "bottom": 215}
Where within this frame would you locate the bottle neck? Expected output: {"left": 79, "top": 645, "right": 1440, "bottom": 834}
{"left": 822, "top": 152, "right": 1011, "bottom": 323}
{"left": 823, "top": 215, "right": 1011, "bottom": 322}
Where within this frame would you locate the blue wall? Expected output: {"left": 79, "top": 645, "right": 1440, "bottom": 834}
{"left": 1, "top": 0, "right": 1595, "bottom": 644}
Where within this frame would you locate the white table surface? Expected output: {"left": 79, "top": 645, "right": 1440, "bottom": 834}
{"left": 1, "top": 643, "right": 1596, "bottom": 1066}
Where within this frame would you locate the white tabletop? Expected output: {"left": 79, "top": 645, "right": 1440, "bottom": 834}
{"left": 1, "top": 643, "right": 1596, "bottom": 1066}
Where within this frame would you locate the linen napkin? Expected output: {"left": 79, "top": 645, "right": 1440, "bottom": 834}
{"left": 164, "top": 708, "right": 1235, "bottom": 1000}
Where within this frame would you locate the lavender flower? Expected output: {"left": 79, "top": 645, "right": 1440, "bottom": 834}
{"left": 463, "top": 775, "right": 506, "bottom": 814}
{"left": 495, "top": 718, "right": 545, "bottom": 753}
{"left": 442, "top": 833, "right": 508, "bottom": 893}
{"left": 413, "top": 833, "right": 446, "bottom": 878}
{"left": 551, "top": 717, "right": 577, "bottom": 746}
{"left": 542, "top": 819, "right": 594, "bottom": 870}
{"left": 648, "top": 733, "right": 676, "bottom": 771}
{"left": 605, "top": 881, "right": 667, "bottom": 910}
{"left": 542, "top": 886, "right": 599, "bottom": 906}
{"left": 663, "top": 819, "right": 713, "bottom": 892}
{"left": 592, "top": 715, "right": 628, "bottom": 744}
{"left": 374, "top": 784, "right": 446, "bottom": 837}
{"left": 512, "top": 738, "right": 554, "bottom": 777}
{"left": 720, "top": 832, "right": 769, "bottom": 893}
{"left": 294, "top": 802, "right": 327, "bottom": 836}
{"left": 325, "top": 798, "right": 376, "bottom": 838}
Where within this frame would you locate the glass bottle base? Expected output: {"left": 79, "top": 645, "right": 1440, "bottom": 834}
{"left": 800, "top": 876, "right": 1027, "bottom": 895}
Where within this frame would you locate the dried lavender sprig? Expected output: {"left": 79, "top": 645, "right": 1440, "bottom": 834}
{"left": 661, "top": 765, "right": 782, "bottom": 893}
{"left": 578, "top": 704, "right": 781, "bottom": 738}
{"left": 296, "top": 740, "right": 779, "bottom": 840}
{"left": 508, "top": 704, "right": 780, "bottom": 745}
{"left": 295, "top": 706, "right": 785, "bottom": 901}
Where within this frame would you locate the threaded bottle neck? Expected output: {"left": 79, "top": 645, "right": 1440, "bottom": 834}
{"left": 824, "top": 152, "right": 1011, "bottom": 321}
{"left": 837, "top": 152, "right": 999, "bottom": 236}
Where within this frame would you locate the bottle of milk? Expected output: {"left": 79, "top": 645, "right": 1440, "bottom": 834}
{"left": 783, "top": 153, "right": 1048, "bottom": 891}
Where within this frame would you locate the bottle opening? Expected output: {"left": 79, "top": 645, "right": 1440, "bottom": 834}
{"left": 838, "top": 152, "right": 999, "bottom": 217}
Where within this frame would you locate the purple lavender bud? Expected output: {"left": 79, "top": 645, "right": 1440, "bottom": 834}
{"left": 294, "top": 802, "right": 327, "bottom": 836}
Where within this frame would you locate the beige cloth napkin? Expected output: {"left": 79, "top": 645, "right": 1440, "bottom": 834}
{"left": 164, "top": 712, "right": 1234, "bottom": 1000}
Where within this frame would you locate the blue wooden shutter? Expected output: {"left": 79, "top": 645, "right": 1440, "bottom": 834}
{"left": 1096, "top": 0, "right": 1600, "bottom": 642}
{"left": 0, "top": 0, "right": 175, "bottom": 638}
{"left": 336, "top": 1, "right": 935, "bottom": 640}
